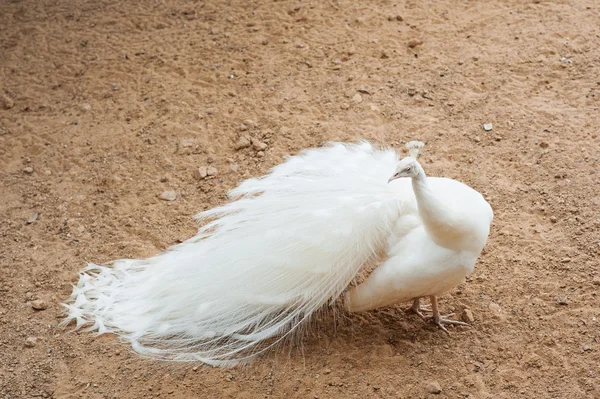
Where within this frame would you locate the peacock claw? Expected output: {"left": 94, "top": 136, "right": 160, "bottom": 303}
{"left": 406, "top": 298, "right": 433, "bottom": 320}
{"left": 426, "top": 295, "right": 470, "bottom": 334}
{"left": 430, "top": 314, "right": 470, "bottom": 334}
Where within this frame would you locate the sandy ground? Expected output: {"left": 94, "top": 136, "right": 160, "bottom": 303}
{"left": 1, "top": 0, "right": 599, "bottom": 397}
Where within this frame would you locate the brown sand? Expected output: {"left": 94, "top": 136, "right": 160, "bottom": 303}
{"left": 1, "top": 0, "right": 599, "bottom": 398}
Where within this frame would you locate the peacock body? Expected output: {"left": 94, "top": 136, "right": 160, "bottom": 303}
{"left": 62, "top": 141, "right": 493, "bottom": 366}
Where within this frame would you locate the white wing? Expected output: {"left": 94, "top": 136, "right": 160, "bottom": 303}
{"left": 345, "top": 177, "right": 493, "bottom": 313}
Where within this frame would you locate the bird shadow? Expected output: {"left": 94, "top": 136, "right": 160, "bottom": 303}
{"left": 260, "top": 303, "right": 461, "bottom": 369}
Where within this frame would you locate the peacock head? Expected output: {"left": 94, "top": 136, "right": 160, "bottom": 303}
{"left": 388, "top": 141, "right": 425, "bottom": 183}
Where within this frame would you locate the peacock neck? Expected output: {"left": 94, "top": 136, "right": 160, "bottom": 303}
{"left": 411, "top": 165, "right": 459, "bottom": 248}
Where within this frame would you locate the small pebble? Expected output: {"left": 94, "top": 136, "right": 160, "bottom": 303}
{"left": 483, "top": 123, "right": 493, "bottom": 131}
{"left": 592, "top": 278, "right": 600, "bottom": 286}
{"left": 80, "top": 103, "right": 92, "bottom": 112}
{"left": 323, "top": 368, "right": 331, "bottom": 375}
{"left": 408, "top": 39, "right": 423, "bottom": 48}
{"left": 25, "top": 337, "right": 38, "bottom": 347}
{"left": 561, "top": 257, "right": 571, "bottom": 263}
{"left": 206, "top": 166, "right": 218, "bottom": 176}
{"left": 26, "top": 212, "right": 39, "bottom": 224}
{"left": 257, "top": 151, "right": 265, "bottom": 158}
{"left": 1, "top": 94, "right": 14, "bottom": 109}
{"left": 31, "top": 299, "right": 48, "bottom": 310}
{"left": 557, "top": 296, "right": 568, "bottom": 305}
{"left": 228, "top": 164, "right": 239, "bottom": 173}
{"left": 252, "top": 140, "right": 267, "bottom": 151}
{"left": 425, "top": 381, "right": 442, "bottom": 394}
{"left": 461, "top": 309, "right": 475, "bottom": 323}
{"left": 539, "top": 141, "right": 549, "bottom": 148}
{"left": 352, "top": 93, "right": 363, "bottom": 103}
{"left": 488, "top": 302, "right": 502, "bottom": 313}
{"left": 550, "top": 216, "right": 557, "bottom": 223}
{"left": 239, "top": 123, "right": 248, "bottom": 131}
{"left": 193, "top": 166, "right": 208, "bottom": 180}
{"left": 234, "top": 137, "right": 251, "bottom": 150}
{"left": 474, "top": 136, "right": 481, "bottom": 143}
{"left": 23, "top": 166, "right": 34, "bottom": 174}
{"left": 159, "top": 190, "right": 177, "bottom": 201}
{"left": 583, "top": 345, "right": 592, "bottom": 352}
{"left": 560, "top": 57, "right": 572, "bottom": 65}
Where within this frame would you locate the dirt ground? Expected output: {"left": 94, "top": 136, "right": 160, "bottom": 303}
{"left": 1, "top": 0, "right": 599, "bottom": 397}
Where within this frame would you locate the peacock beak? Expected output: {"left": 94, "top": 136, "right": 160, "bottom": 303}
{"left": 388, "top": 173, "right": 399, "bottom": 183}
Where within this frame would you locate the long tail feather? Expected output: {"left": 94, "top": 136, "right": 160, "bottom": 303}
{"left": 62, "top": 142, "right": 407, "bottom": 366}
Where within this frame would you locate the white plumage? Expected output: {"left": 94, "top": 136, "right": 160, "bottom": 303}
{"left": 62, "top": 140, "right": 493, "bottom": 366}
{"left": 345, "top": 167, "right": 494, "bottom": 329}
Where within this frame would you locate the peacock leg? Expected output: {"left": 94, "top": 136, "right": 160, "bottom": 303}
{"left": 429, "top": 295, "right": 470, "bottom": 333}
{"left": 405, "top": 297, "right": 432, "bottom": 320}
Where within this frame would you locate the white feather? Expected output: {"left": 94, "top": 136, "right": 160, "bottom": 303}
{"left": 62, "top": 142, "right": 414, "bottom": 366}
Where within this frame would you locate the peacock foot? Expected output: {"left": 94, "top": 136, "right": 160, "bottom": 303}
{"left": 427, "top": 295, "right": 470, "bottom": 334}
{"left": 405, "top": 298, "right": 432, "bottom": 320}
{"left": 429, "top": 313, "right": 470, "bottom": 334}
